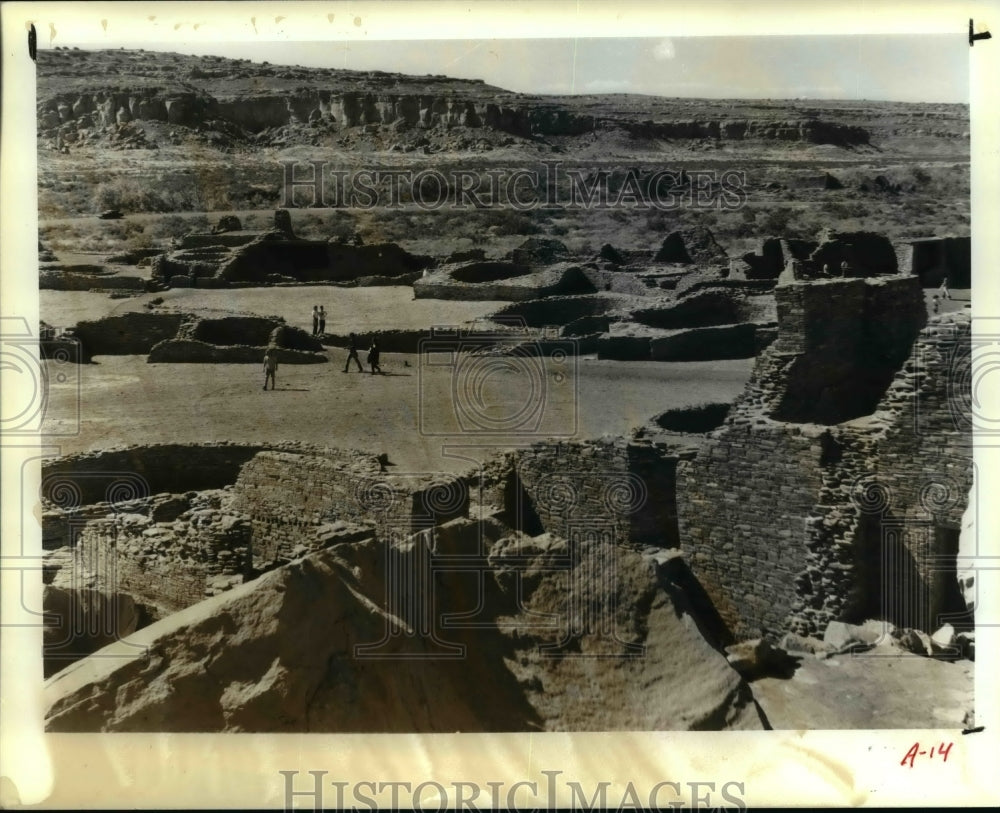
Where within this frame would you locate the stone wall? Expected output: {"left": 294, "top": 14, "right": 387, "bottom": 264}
{"left": 183, "top": 315, "right": 279, "bottom": 346}
{"left": 70, "top": 312, "right": 186, "bottom": 356}
{"left": 42, "top": 443, "right": 266, "bottom": 507}
{"left": 768, "top": 275, "right": 926, "bottom": 424}
{"left": 856, "top": 313, "right": 973, "bottom": 628}
{"left": 39, "top": 272, "right": 148, "bottom": 292}
{"left": 677, "top": 424, "right": 828, "bottom": 638}
{"left": 483, "top": 439, "right": 683, "bottom": 549}
{"left": 597, "top": 322, "right": 773, "bottom": 361}
{"left": 228, "top": 449, "right": 468, "bottom": 568}
{"left": 489, "top": 294, "right": 621, "bottom": 328}
{"left": 42, "top": 445, "right": 424, "bottom": 614}
{"left": 414, "top": 264, "right": 596, "bottom": 301}
{"left": 74, "top": 499, "right": 253, "bottom": 613}
{"left": 212, "top": 237, "right": 429, "bottom": 283}
{"left": 154, "top": 231, "right": 431, "bottom": 286}
{"left": 650, "top": 323, "right": 767, "bottom": 361}
{"left": 675, "top": 310, "right": 972, "bottom": 640}
{"left": 147, "top": 340, "right": 327, "bottom": 364}
{"left": 630, "top": 290, "right": 776, "bottom": 330}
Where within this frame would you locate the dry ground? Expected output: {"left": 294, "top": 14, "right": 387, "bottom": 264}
{"left": 40, "top": 354, "right": 752, "bottom": 473}
{"left": 41, "top": 286, "right": 505, "bottom": 334}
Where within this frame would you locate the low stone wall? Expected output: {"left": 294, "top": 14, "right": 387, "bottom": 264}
{"left": 40, "top": 272, "right": 148, "bottom": 292}
{"left": 179, "top": 232, "right": 258, "bottom": 249}
{"left": 630, "top": 290, "right": 776, "bottom": 330}
{"left": 213, "top": 236, "right": 429, "bottom": 283}
{"left": 322, "top": 325, "right": 558, "bottom": 354}
{"left": 41, "top": 443, "right": 266, "bottom": 507}
{"left": 183, "top": 315, "right": 279, "bottom": 346}
{"left": 597, "top": 322, "right": 772, "bottom": 361}
{"left": 650, "top": 323, "right": 769, "bottom": 361}
{"left": 489, "top": 294, "right": 624, "bottom": 328}
{"left": 414, "top": 263, "right": 597, "bottom": 301}
{"left": 147, "top": 340, "right": 327, "bottom": 364}
{"left": 323, "top": 329, "right": 429, "bottom": 354}
{"left": 70, "top": 312, "right": 186, "bottom": 356}
{"left": 156, "top": 230, "right": 431, "bottom": 286}
{"left": 481, "top": 439, "right": 685, "bottom": 550}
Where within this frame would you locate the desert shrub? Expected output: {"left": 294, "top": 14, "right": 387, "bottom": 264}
{"left": 822, "top": 200, "right": 867, "bottom": 220}
{"left": 294, "top": 212, "right": 328, "bottom": 238}
{"left": 645, "top": 209, "right": 679, "bottom": 233}
{"left": 148, "top": 215, "right": 191, "bottom": 240}
{"left": 327, "top": 216, "right": 358, "bottom": 241}
{"left": 479, "top": 208, "right": 541, "bottom": 236}
{"left": 239, "top": 212, "right": 261, "bottom": 229}
{"left": 94, "top": 177, "right": 197, "bottom": 213}
{"left": 761, "top": 207, "right": 793, "bottom": 234}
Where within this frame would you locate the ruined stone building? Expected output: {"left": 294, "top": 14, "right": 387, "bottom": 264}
{"left": 40, "top": 264, "right": 972, "bottom": 732}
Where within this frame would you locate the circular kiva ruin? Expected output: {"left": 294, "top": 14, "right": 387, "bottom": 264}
{"left": 39, "top": 213, "right": 975, "bottom": 733}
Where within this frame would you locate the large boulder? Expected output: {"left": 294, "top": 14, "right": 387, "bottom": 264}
{"left": 46, "top": 529, "right": 764, "bottom": 732}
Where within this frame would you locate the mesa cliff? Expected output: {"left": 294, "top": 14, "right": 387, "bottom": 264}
{"left": 37, "top": 48, "right": 882, "bottom": 149}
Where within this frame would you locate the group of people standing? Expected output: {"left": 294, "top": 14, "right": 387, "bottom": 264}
{"left": 312, "top": 305, "right": 326, "bottom": 336}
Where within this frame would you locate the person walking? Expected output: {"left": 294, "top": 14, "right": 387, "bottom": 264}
{"left": 367, "top": 337, "right": 382, "bottom": 375}
{"left": 343, "top": 333, "right": 364, "bottom": 373}
{"left": 938, "top": 277, "right": 951, "bottom": 300}
{"left": 262, "top": 346, "right": 278, "bottom": 390}
{"left": 311, "top": 305, "right": 320, "bottom": 336}
{"left": 318, "top": 306, "right": 326, "bottom": 336}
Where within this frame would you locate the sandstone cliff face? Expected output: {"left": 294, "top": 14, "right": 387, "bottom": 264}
{"left": 45, "top": 522, "right": 763, "bottom": 732}
{"left": 39, "top": 48, "right": 972, "bottom": 157}
{"left": 37, "top": 87, "right": 871, "bottom": 145}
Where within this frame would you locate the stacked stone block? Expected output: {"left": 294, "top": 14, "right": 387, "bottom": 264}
{"left": 676, "top": 307, "right": 972, "bottom": 640}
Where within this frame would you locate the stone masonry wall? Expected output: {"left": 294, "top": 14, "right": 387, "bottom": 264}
{"left": 70, "top": 312, "right": 186, "bottom": 356}
{"left": 44, "top": 444, "right": 471, "bottom": 612}
{"left": 230, "top": 450, "right": 383, "bottom": 568}
{"left": 855, "top": 313, "right": 974, "bottom": 628}
{"left": 229, "top": 449, "right": 469, "bottom": 569}
{"left": 677, "top": 425, "right": 826, "bottom": 638}
{"left": 42, "top": 443, "right": 266, "bottom": 507}
{"left": 676, "top": 310, "right": 972, "bottom": 640}
{"left": 74, "top": 501, "right": 252, "bottom": 613}
{"left": 492, "top": 439, "right": 682, "bottom": 549}
{"left": 765, "top": 275, "right": 926, "bottom": 424}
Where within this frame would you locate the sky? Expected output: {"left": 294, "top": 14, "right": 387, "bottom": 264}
{"left": 51, "top": 34, "right": 970, "bottom": 103}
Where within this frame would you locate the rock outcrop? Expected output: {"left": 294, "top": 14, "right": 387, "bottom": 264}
{"left": 36, "top": 49, "right": 875, "bottom": 150}
{"left": 45, "top": 527, "right": 764, "bottom": 732}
